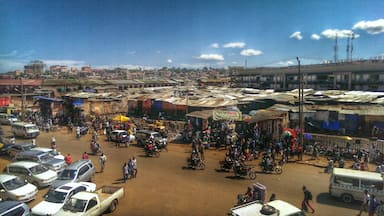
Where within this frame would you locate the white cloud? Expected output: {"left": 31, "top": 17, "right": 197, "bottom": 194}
{"left": 223, "top": 42, "right": 246, "bottom": 48}
{"left": 278, "top": 61, "right": 295, "bottom": 66}
{"left": 353, "top": 19, "right": 384, "bottom": 35}
{"left": 0, "top": 50, "right": 19, "bottom": 57}
{"left": 0, "top": 59, "right": 26, "bottom": 72}
{"left": 127, "top": 51, "right": 136, "bottom": 55}
{"left": 211, "top": 43, "right": 220, "bottom": 48}
{"left": 196, "top": 54, "right": 224, "bottom": 61}
{"left": 167, "top": 59, "right": 172, "bottom": 63}
{"left": 289, "top": 31, "right": 303, "bottom": 40}
{"left": 310, "top": 34, "right": 321, "bottom": 40}
{"left": 42, "top": 59, "right": 86, "bottom": 66}
{"left": 321, "top": 29, "right": 359, "bottom": 39}
{"left": 240, "top": 49, "right": 263, "bottom": 56}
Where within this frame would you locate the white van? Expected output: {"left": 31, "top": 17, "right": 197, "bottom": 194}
{"left": 11, "top": 122, "right": 40, "bottom": 138}
{"left": 0, "top": 113, "right": 18, "bottom": 125}
{"left": 329, "top": 167, "right": 384, "bottom": 203}
{"left": 229, "top": 200, "right": 304, "bottom": 216}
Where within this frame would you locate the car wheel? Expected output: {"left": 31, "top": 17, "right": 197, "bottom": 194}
{"left": 108, "top": 199, "right": 118, "bottom": 213}
{"left": 341, "top": 193, "right": 354, "bottom": 203}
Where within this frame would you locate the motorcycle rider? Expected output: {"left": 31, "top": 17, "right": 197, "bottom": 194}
{"left": 234, "top": 158, "right": 245, "bottom": 175}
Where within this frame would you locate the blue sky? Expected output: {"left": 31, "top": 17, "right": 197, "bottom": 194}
{"left": 1, "top": 0, "right": 384, "bottom": 72}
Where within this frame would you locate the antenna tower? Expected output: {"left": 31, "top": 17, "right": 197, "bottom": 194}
{"left": 350, "top": 33, "right": 354, "bottom": 61}
{"left": 333, "top": 34, "right": 338, "bottom": 63}
{"left": 346, "top": 35, "right": 350, "bottom": 61}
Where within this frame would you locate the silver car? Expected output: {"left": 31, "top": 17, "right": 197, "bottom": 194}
{"left": 14, "top": 150, "right": 67, "bottom": 173}
{"left": 4, "top": 161, "right": 58, "bottom": 188}
{"left": 51, "top": 160, "right": 95, "bottom": 189}
{"left": 0, "top": 174, "right": 38, "bottom": 203}
{"left": 0, "top": 201, "right": 30, "bottom": 216}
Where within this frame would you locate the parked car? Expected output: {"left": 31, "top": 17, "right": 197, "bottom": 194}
{"left": 51, "top": 160, "right": 95, "bottom": 189}
{"left": 31, "top": 182, "right": 96, "bottom": 216}
{"left": 136, "top": 129, "right": 167, "bottom": 147}
{"left": 57, "top": 186, "right": 124, "bottom": 216}
{"left": 0, "top": 200, "right": 30, "bottom": 216}
{"left": 32, "top": 147, "right": 65, "bottom": 160}
{"left": 4, "top": 161, "right": 58, "bottom": 188}
{"left": 0, "top": 173, "right": 38, "bottom": 202}
{"left": 14, "top": 150, "right": 67, "bottom": 173}
{"left": 6, "top": 142, "right": 36, "bottom": 158}
{"left": 0, "top": 113, "right": 19, "bottom": 125}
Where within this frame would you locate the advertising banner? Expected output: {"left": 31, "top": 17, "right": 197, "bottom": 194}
{"left": 213, "top": 110, "right": 242, "bottom": 121}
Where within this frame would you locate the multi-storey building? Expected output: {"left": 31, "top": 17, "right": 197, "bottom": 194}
{"left": 24, "top": 60, "right": 45, "bottom": 75}
{"left": 230, "top": 59, "right": 384, "bottom": 91}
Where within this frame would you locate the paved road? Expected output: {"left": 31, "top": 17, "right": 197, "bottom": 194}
{"left": 0, "top": 126, "right": 360, "bottom": 215}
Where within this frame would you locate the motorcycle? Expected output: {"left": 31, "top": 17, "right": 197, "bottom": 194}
{"left": 144, "top": 145, "right": 160, "bottom": 158}
{"left": 259, "top": 154, "right": 283, "bottom": 174}
{"left": 218, "top": 159, "right": 234, "bottom": 172}
{"left": 186, "top": 157, "right": 205, "bottom": 170}
{"left": 233, "top": 165, "right": 256, "bottom": 180}
{"left": 260, "top": 162, "right": 283, "bottom": 174}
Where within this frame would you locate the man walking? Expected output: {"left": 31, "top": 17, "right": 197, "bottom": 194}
{"left": 99, "top": 153, "right": 107, "bottom": 173}
{"left": 301, "top": 186, "right": 315, "bottom": 213}
{"left": 358, "top": 190, "right": 370, "bottom": 216}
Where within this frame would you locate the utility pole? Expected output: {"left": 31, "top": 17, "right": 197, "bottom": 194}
{"left": 296, "top": 57, "right": 304, "bottom": 160}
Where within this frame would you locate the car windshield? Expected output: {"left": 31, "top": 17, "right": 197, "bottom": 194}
{"left": 40, "top": 153, "right": 54, "bottom": 162}
{"left": 63, "top": 198, "right": 87, "bottom": 212}
{"left": 3, "top": 177, "right": 27, "bottom": 190}
{"left": 30, "top": 164, "right": 49, "bottom": 175}
{"left": 59, "top": 170, "right": 77, "bottom": 180}
{"left": 45, "top": 189, "right": 67, "bottom": 203}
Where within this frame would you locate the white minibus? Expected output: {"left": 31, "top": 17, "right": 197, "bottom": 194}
{"left": 329, "top": 167, "right": 384, "bottom": 203}
{"left": 11, "top": 122, "right": 40, "bottom": 138}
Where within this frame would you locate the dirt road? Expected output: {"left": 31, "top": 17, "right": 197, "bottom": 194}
{"left": 0, "top": 126, "right": 359, "bottom": 215}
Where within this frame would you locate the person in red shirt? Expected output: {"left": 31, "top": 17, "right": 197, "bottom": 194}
{"left": 65, "top": 153, "right": 72, "bottom": 165}
{"left": 82, "top": 152, "right": 89, "bottom": 160}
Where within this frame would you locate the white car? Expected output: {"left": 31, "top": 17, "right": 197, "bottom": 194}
{"left": 5, "top": 161, "right": 58, "bottom": 188}
{"left": 0, "top": 173, "right": 38, "bottom": 202}
{"left": 31, "top": 182, "right": 96, "bottom": 216}
{"left": 32, "top": 147, "right": 65, "bottom": 160}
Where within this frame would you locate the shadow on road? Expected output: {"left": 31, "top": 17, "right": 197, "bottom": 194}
{"left": 316, "top": 193, "right": 360, "bottom": 210}
{"left": 225, "top": 176, "right": 250, "bottom": 180}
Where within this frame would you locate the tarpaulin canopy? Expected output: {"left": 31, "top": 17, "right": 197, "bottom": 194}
{"left": 248, "top": 110, "right": 285, "bottom": 123}
{"left": 33, "top": 96, "right": 63, "bottom": 102}
{"left": 186, "top": 110, "right": 214, "bottom": 120}
{"left": 112, "top": 115, "right": 130, "bottom": 122}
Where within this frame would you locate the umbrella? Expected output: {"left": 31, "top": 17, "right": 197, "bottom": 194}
{"left": 112, "top": 115, "right": 130, "bottom": 122}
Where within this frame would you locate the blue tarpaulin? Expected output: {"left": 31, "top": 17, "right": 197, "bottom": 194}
{"left": 72, "top": 99, "right": 84, "bottom": 107}
{"left": 322, "top": 120, "right": 340, "bottom": 131}
{"left": 33, "top": 96, "right": 63, "bottom": 102}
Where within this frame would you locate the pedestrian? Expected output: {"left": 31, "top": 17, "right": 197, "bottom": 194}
{"left": 131, "top": 156, "right": 137, "bottom": 178}
{"left": 128, "top": 159, "right": 134, "bottom": 178}
{"left": 376, "top": 200, "right": 384, "bottom": 216}
{"left": 368, "top": 194, "right": 379, "bottom": 216}
{"left": 301, "top": 186, "right": 315, "bottom": 214}
{"left": 123, "top": 162, "right": 129, "bottom": 182}
{"left": 99, "top": 153, "right": 107, "bottom": 173}
{"left": 269, "top": 193, "right": 276, "bottom": 202}
{"left": 76, "top": 126, "right": 81, "bottom": 139}
{"left": 358, "top": 189, "right": 370, "bottom": 216}
{"left": 64, "top": 153, "right": 72, "bottom": 165}
{"left": 198, "top": 142, "right": 205, "bottom": 161}
{"left": 82, "top": 151, "right": 89, "bottom": 160}
{"left": 51, "top": 136, "right": 57, "bottom": 150}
